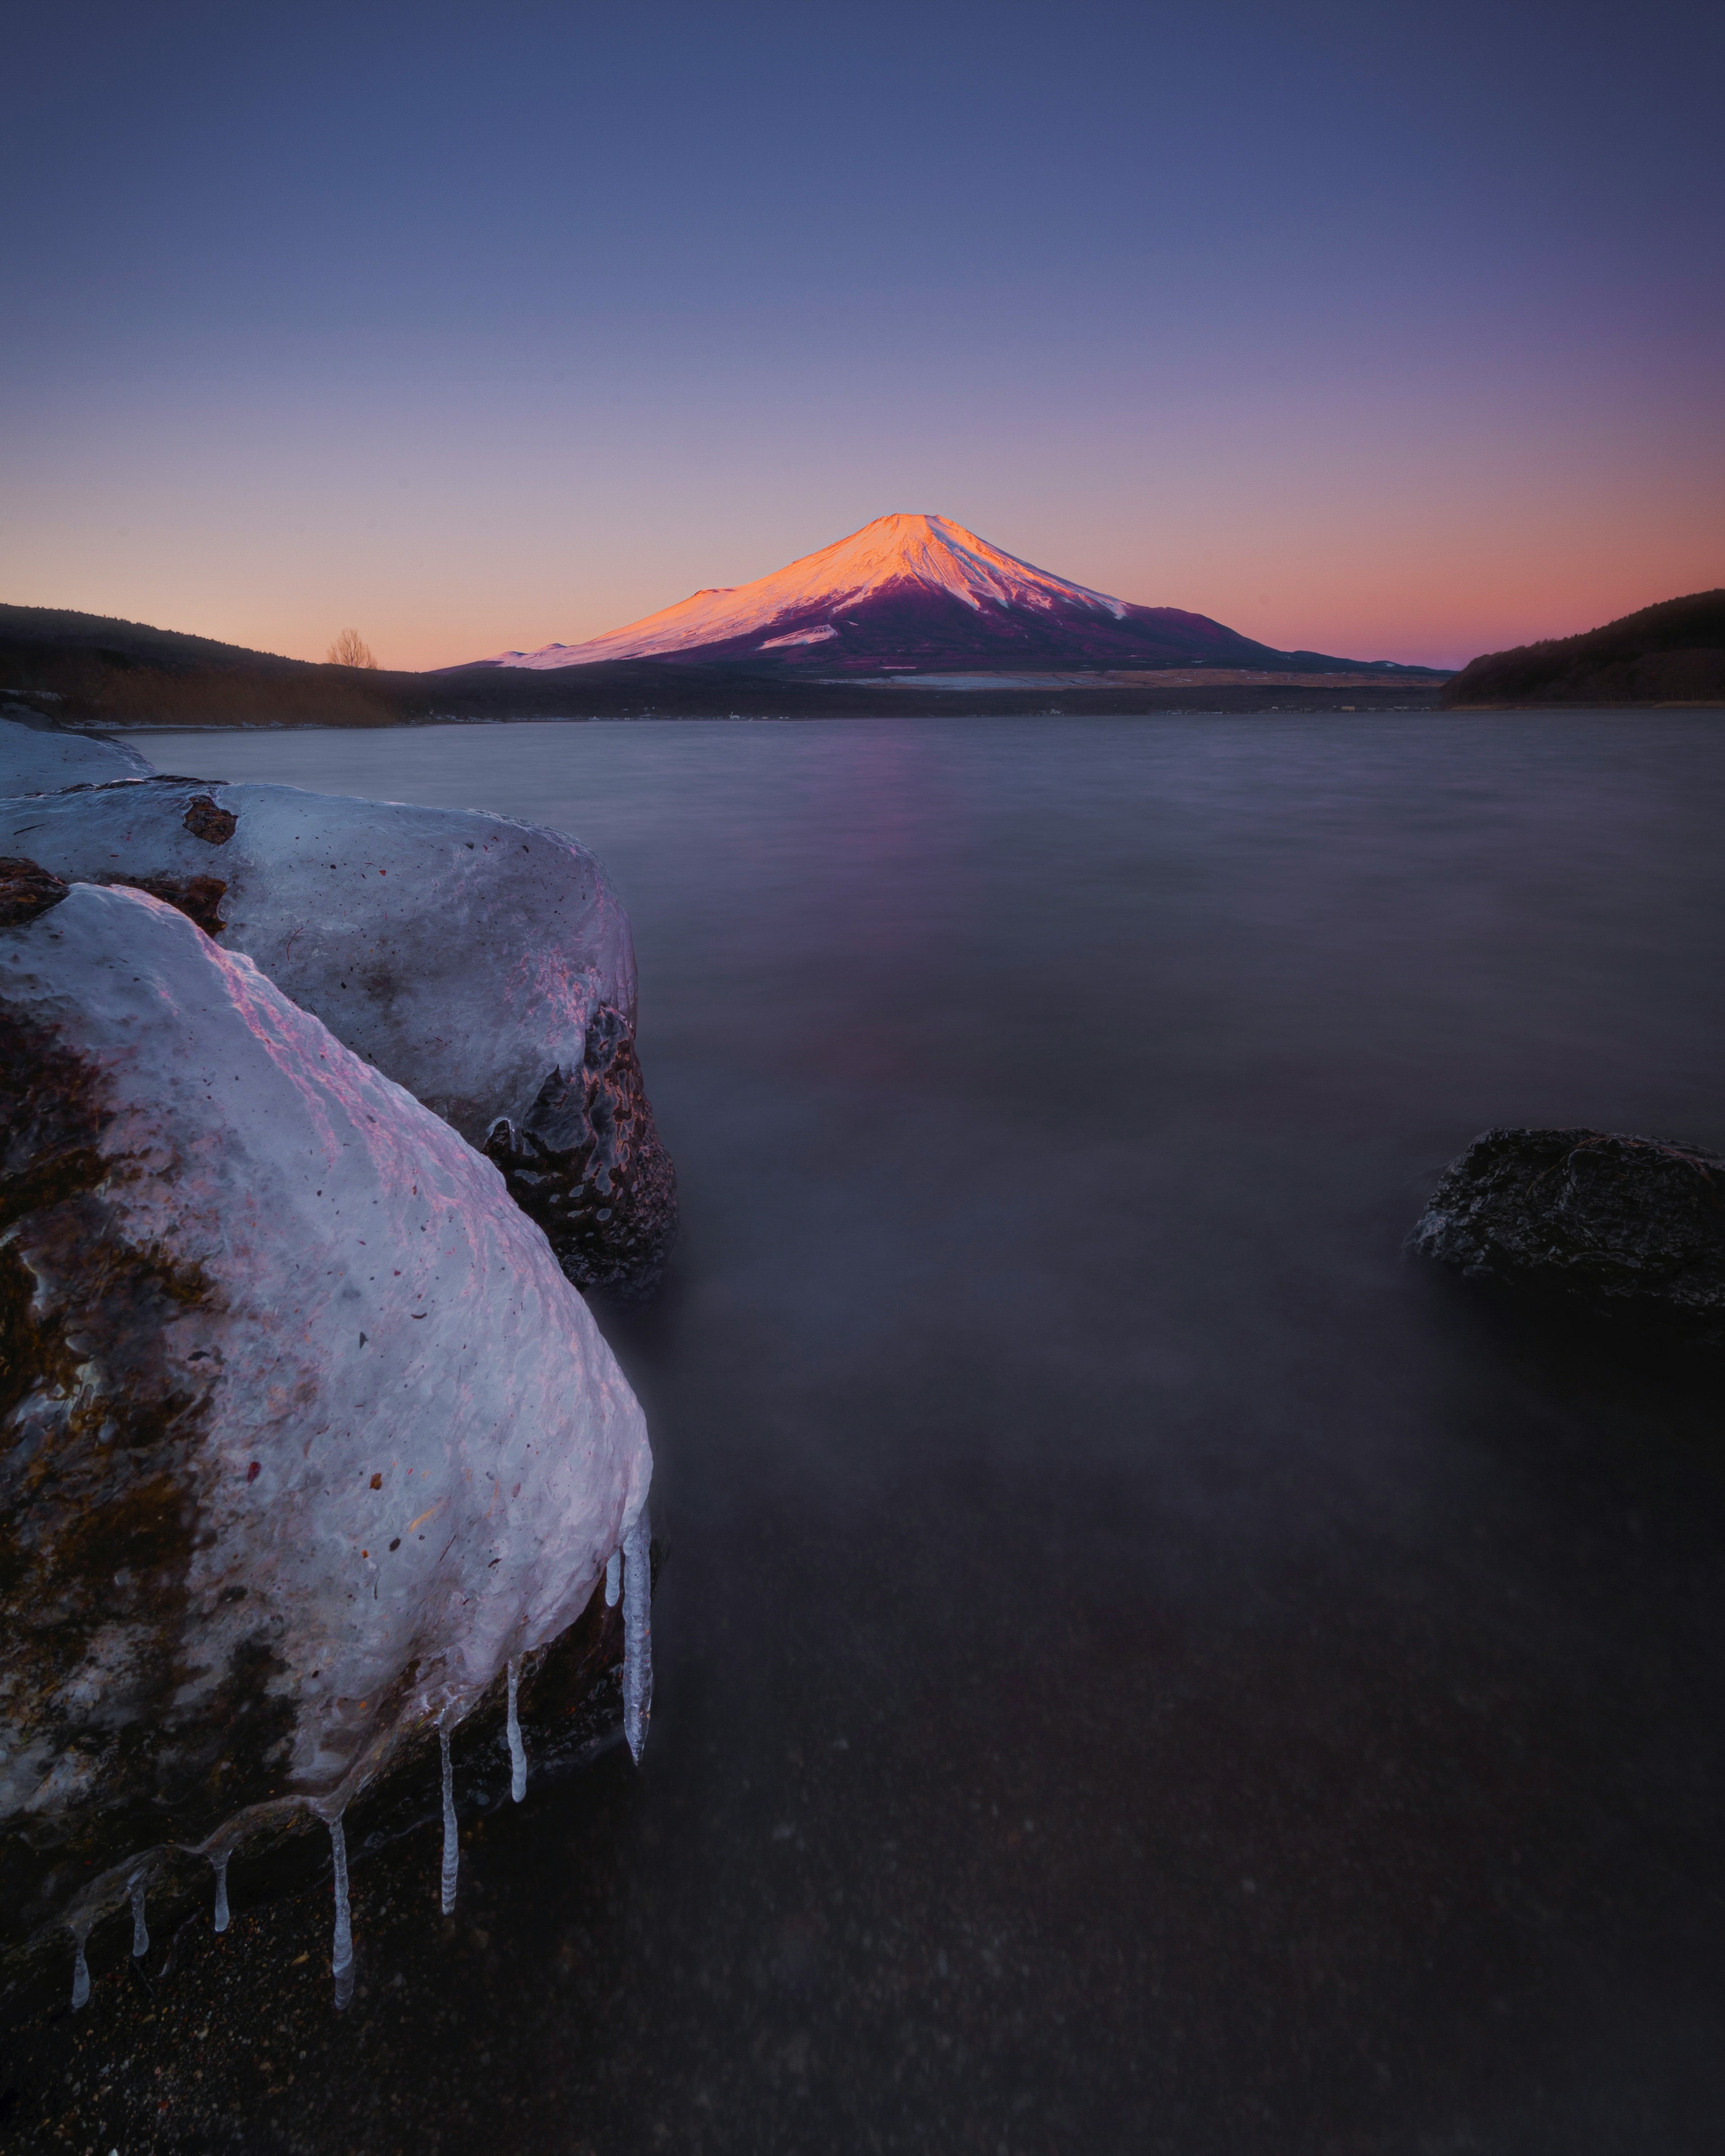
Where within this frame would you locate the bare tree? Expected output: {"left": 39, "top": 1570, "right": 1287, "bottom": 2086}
{"left": 326, "top": 628, "right": 378, "bottom": 669}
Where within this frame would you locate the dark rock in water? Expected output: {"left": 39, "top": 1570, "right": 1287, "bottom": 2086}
{"left": 1409, "top": 1127, "right": 1725, "bottom": 1334}
{"left": 485, "top": 1004, "right": 678, "bottom": 1299}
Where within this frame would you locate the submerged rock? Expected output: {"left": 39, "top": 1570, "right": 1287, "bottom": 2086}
{"left": 0, "top": 880, "right": 651, "bottom": 1967}
{"left": 0, "top": 713, "right": 154, "bottom": 795}
{"left": 1409, "top": 1126, "right": 1725, "bottom": 1334}
{"left": 0, "top": 778, "right": 676, "bottom": 1295}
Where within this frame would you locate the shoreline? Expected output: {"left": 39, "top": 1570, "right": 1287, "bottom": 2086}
{"left": 92, "top": 696, "right": 1725, "bottom": 733}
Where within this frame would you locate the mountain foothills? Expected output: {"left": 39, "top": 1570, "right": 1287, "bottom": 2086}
{"left": 1442, "top": 588, "right": 1725, "bottom": 707}
{"left": 7, "top": 521, "right": 1717, "bottom": 729}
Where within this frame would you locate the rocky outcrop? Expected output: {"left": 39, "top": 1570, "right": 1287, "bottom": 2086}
{"left": 0, "top": 778, "right": 676, "bottom": 1296}
{"left": 1409, "top": 1127, "right": 1725, "bottom": 1334}
{"left": 483, "top": 1005, "right": 679, "bottom": 1299}
{"left": 0, "top": 857, "right": 72, "bottom": 926}
{"left": 0, "top": 881, "right": 652, "bottom": 1970}
{"left": 0, "top": 712, "right": 155, "bottom": 794}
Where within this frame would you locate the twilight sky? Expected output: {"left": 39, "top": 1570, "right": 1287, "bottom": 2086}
{"left": 5, "top": 0, "right": 1720, "bottom": 672}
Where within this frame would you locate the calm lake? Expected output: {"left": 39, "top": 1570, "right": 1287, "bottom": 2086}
{"left": 22, "top": 711, "right": 1725, "bottom": 2153}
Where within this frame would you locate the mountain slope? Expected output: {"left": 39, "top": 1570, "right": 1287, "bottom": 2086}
{"left": 464, "top": 514, "right": 1438, "bottom": 678}
{"left": 1443, "top": 589, "right": 1725, "bottom": 706}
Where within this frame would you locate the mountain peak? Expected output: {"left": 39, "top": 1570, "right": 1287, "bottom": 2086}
{"left": 479, "top": 513, "right": 1132, "bottom": 670}
{"left": 794, "top": 512, "right": 1129, "bottom": 614}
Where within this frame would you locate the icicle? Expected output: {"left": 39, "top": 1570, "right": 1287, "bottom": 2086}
{"left": 506, "top": 1658, "right": 526, "bottom": 1803}
{"left": 604, "top": 1548, "right": 621, "bottom": 1607}
{"left": 439, "top": 1721, "right": 459, "bottom": 1914}
{"left": 622, "top": 1508, "right": 653, "bottom": 1764}
{"left": 129, "top": 1873, "right": 149, "bottom": 1958}
{"left": 329, "top": 1815, "right": 354, "bottom": 2010}
{"left": 212, "top": 1852, "right": 231, "bottom": 1933}
{"left": 70, "top": 1928, "right": 90, "bottom": 2011}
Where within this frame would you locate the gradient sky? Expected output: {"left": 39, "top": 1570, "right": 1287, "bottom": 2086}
{"left": 5, "top": 0, "right": 1721, "bottom": 672}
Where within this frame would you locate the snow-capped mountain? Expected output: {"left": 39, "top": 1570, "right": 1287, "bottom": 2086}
{"left": 463, "top": 514, "right": 1419, "bottom": 677}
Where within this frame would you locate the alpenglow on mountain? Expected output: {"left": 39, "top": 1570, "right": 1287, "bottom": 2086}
{"left": 462, "top": 515, "right": 1431, "bottom": 679}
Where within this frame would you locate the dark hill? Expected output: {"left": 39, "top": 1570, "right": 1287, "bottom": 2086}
{"left": 0, "top": 602, "right": 322, "bottom": 676}
{"left": 0, "top": 603, "right": 398, "bottom": 728}
{"left": 1443, "top": 589, "right": 1725, "bottom": 707}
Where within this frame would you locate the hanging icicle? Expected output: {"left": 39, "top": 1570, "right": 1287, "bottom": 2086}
{"left": 605, "top": 1548, "right": 621, "bottom": 1607}
{"left": 506, "top": 1658, "right": 527, "bottom": 1803}
{"left": 212, "top": 1852, "right": 231, "bottom": 1934}
{"left": 129, "top": 1873, "right": 150, "bottom": 1959}
{"left": 439, "top": 1721, "right": 460, "bottom": 1914}
{"left": 70, "top": 1927, "right": 91, "bottom": 2011}
{"left": 329, "top": 1815, "right": 354, "bottom": 2010}
{"left": 622, "top": 1507, "right": 653, "bottom": 1764}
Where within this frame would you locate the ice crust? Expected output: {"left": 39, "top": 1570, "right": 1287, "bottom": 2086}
{"left": 0, "top": 713, "right": 155, "bottom": 793}
{"left": 0, "top": 885, "right": 652, "bottom": 1922}
{"left": 0, "top": 779, "right": 636, "bottom": 1149}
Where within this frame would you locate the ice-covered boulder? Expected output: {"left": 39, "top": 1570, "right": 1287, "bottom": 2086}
{"left": 0, "top": 711, "right": 154, "bottom": 793}
{"left": 1409, "top": 1126, "right": 1725, "bottom": 1335}
{"left": 0, "top": 777, "right": 677, "bottom": 1295}
{"left": 0, "top": 878, "right": 652, "bottom": 1970}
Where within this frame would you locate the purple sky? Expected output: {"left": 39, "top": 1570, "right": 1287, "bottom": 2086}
{"left": 5, "top": 0, "right": 1720, "bottom": 671}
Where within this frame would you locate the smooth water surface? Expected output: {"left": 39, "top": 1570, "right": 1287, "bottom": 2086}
{"left": 49, "top": 715, "right": 1725, "bottom": 2151}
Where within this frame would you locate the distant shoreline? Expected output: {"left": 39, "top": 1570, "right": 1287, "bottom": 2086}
{"left": 96, "top": 695, "right": 1448, "bottom": 730}
{"left": 77, "top": 679, "right": 1451, "bottom": 729}
{"left": 88, "top": 694, "right": 1725, "bottom": 735}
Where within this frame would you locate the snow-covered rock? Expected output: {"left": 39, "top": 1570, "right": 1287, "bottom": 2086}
{"left": 0, "top": 778, "right": 677, "bottom": 1295}
{"left": 0, "top": 879, "right": 652, "bottom": 1964}
{"left": 0, "top": 711, "right": 154, "bottom": 793}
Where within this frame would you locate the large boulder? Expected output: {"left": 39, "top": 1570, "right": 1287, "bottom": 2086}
{"left": 1409, "top": 1126, "right": 1725, "bottom": 1335}
{"left": 0, "top": 778, "right": 676, "bottom": 1296}
{"left": 0, "top": 712, "right": 154, "bottom": 794}
{"left": 0, "top": 877, "right": 652, "bottom": 1970}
